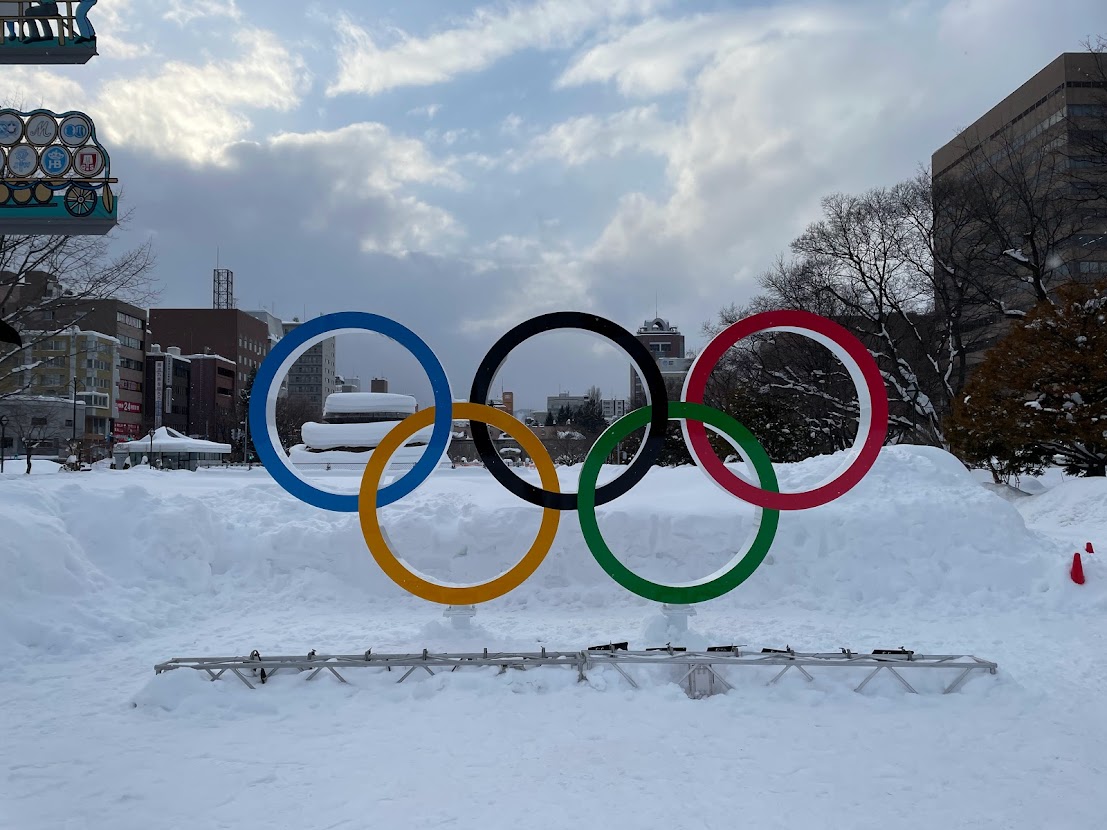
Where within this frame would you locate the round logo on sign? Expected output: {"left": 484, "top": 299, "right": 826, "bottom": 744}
{"left": 59, "top": 114, "right": 92, "bottom": 147}
{"left": 25, "top": 114, "right": 58, "bottom": 146}
{"left": 7, "top": 145, "right": 39, "bottom": 178}
{"left": 41, "top": 145, "right": 71, "bottom": 177}
{"left": 73, "top": 147, "right": 104, "bottom": 178}
{"left": 0, "top": 111, "right": 22, "bottom": 146}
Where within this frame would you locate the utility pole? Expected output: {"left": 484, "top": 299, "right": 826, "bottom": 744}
{"left": 72, "top": 378, "right": 80, "bottom": 464}
{"left": 0, "top": 414, "right": 7, "bottom": 473}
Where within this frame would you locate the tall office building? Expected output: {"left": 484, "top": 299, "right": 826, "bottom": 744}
{"left": 630, "top": 317, "right": 692, "bottom": 409}
{"left": 281, "top": 319, "right": 336, "bottom": 417}
{"left": 932, "top": 51, "right": 1107, "bottom": 356}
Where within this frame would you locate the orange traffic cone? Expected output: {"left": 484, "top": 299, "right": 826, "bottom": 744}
{"left": 1087, "top": 542, "right": 1095, "bottom": 554}
{"left": 1071, "top": 552, "right": 1085, "bottom": 585}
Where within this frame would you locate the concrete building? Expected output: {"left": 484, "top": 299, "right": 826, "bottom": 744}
{"left": 370, "top": 377, "right": 388, "bottom": 393}
{"left": 184, "top": 352, "right": 236, "bottom": 442}
{"left": 148, "top": 309, "right": 270, "bottom": 394}
{"left": 601, "top": 398, "right": 630, "bottom": 420}
{"left": 335, "top": 375, "right": 361, "bottom": 393}
{"left": 0, "top": 395, "right": 87, "bottom": 463}
{"left": 63, "top": 298, "right": 148, "bottom": 442}
{"left": 0, "top": 273, "right": 147, "bottom": 443}
{"left": 630, "top": 317, "right": 689, "bottom": 409}
{"left": 0, "top": 326, "right": 119, "bottom": 456}
{"left": 281, "top": 318, "right": 336, "bottom": 417}
{"left": 546, "top": 391, "right": 590, "bottom": 421}
{"left": 145, "top": 345, "right": 191, "bottom": 435}
{"left": 932, "top": 51, "right": 1107, "bottom": 356}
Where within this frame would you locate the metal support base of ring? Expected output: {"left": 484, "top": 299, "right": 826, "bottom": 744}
{"left": 154, "top": 646, "right": 998, "bottom": 699}
{"left": 443, "top": 605, "right": 477, "bottom": 629}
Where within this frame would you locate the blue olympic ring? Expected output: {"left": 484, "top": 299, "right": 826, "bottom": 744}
{"left": 248, "top": 312, "right": 453, "bottom": 512}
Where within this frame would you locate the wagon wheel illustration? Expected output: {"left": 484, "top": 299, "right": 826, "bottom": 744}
{"left": 102, "top": 183, "right": 114, "bottom": 213}
{"left": 64, "top": 184, "right": 97, "bottom": 217}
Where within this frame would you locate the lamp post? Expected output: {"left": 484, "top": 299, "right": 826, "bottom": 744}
{"left": 0, "top": 414, "right": 7, "bottom": 474}
{"left": 71, "top": 378, "right": 83, "bottom": 465}
{"left": 148, "top": 427, "right": 155, "bottom": 469}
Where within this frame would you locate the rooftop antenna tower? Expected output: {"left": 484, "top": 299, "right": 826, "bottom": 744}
{"left": 213, "top": 264, "right": 235, "bottom": 310}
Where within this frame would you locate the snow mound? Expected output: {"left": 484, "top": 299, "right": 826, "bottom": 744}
{"left": 0, "top": 446, "right": 1087, "bottom": 657}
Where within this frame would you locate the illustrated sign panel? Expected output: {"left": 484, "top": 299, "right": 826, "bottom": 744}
{"left": 0, "top": 108, "right": 117, "bottom": 235}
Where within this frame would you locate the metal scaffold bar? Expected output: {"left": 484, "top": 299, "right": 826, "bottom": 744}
{"left": 153, "top": 648, "right": 999, "bottom": 696}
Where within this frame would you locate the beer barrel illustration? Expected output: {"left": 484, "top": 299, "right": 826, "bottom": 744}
{"left": 33, "top": 183, "right": 53, "bottom": 204}
{"left": 0, "top": 183, "right": 8, "bottom": 204}
{"left": 11, "top": 187, "right": 32, "bottom": 205}
{"left": 102, "top": 183, "right": 113, "bottom": 213}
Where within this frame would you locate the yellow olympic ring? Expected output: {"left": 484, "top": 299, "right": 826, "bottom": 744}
{"left": 358, "top": 402, "right": 561, "bottom": 605}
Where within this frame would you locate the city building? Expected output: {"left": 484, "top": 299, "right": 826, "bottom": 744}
{"left": 932, "top": 51, "right": 1107, "bottom": 357}
{"left": 630, "top": 317, "right": 690, "bottom": 409}
{"left": 0, "top": 326, "right": 119, "bottom": 457}
{"left": 0, "top": 394, "right": 86, "bottom": 462}
{"left": 601, "top": 398, "right": 630, "bottom": 420}
{"left": 281, "top": 318, "right": 336, "bottom": 417}
{"left": 148, "top": 308, "right": 270, "bottom": 394}
{"left": 62, "top": 298, "right": 148, "bottom": 442}
{"left": 546, "top": 391, "right": 590, "bottom": 420}
{"left": 184, "top": 352, "right": 236, "bottom": 441}
{"left": 0, "top": 272, "right": 147, "bottom": 444}
{"left": 370, "top": 377, "right": 388, "bottom": 393}
{"left": 145, "top": 345, "right": 191, "bottom": 435}
{"left": 246, "top": 310, "right": 285, "bottom": 348}
{"left": 335, "top": 374, "right": 361, "bottom": 393}
{"left": 488, "top": 391, "right": 514, "bottom": 416}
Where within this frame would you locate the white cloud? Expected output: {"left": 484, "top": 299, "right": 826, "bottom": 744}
{"left": 511, "top": 105, "right": 677, "bottom": 170}
{"left": 258, "top": 122, "right": 467, "bottom": 256}
{"left": 326, "top": 0, "right": 667, "bottom": 97}
{"left": 556, "top": 6, "right": 857, "bottom": 97}
{"left": 93, "top": 29, "right": 311, "bottom": 164}
{"left": 164, "top": 0, "right": 242, "bottom": 25}
{"left": 407, "top": 104, "right": 441, "bottom": 119}
{"left": 0, "top": 69, "right": 85, "bottom": 112}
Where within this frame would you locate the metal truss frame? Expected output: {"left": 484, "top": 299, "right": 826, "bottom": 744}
{"left": 154, "top": 646, "right": 998, "bottom": 697}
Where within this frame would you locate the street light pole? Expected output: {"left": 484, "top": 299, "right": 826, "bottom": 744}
{"left": 1, "top": 414, "right": 7, "bottom": 474}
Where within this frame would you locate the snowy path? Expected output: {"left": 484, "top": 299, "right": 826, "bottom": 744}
{"left": 3, "top": 450, "right": 1106, "bottom": 829}
{"left": 4, "top": 605, "right": 1107, "bottom": 830}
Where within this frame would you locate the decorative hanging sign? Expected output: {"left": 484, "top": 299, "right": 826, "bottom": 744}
{"left": 0, "top": 108, "right": 117, "bottom": 235}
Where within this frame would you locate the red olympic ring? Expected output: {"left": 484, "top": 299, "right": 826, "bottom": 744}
{"left": 681, "top": 310, "right": 889, "bottom": 511}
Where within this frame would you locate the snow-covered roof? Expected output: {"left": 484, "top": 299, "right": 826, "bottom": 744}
{"left": 113, "top": 426, "right": 232, "bottom": 454}
{"left": 324, "top": 392, "right": 416, "bottom": 416}
{"left": 301, "top": 420, "right": 433, "bottom": 451}
{"left": 184, "top": 352, "right": 235, "bottom": 364}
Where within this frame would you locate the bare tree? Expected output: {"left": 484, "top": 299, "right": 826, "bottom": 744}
{"left": 0, "top": 226, "right": 157, "bottom": 397}
{"left": 0, "top": 397, "right": 63, "bottom": 473}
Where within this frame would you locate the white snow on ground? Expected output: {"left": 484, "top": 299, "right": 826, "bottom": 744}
{"left": 1, "top": 446, "right": 1106, "bottom": 829}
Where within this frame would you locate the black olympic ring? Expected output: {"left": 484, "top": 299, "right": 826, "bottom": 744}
{"left": 468, "top": 311, "right": 670, "bottom": 510}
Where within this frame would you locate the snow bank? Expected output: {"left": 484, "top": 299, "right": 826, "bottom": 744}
{"left": 0, "top": 446, "right": 1092, "bottom": 657}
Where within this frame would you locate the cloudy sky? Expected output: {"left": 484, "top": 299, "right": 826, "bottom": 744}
{"left": 8, "top": 0, "right": 1106, "bottom": 411}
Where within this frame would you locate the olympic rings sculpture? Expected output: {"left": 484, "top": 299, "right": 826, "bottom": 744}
{"left": 249, "top": 310, "right": 889, "bottom": 606}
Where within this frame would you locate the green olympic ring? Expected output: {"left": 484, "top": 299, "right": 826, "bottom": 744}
{"left": 578, "top": 402, "right": 780, "bottom": 604}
